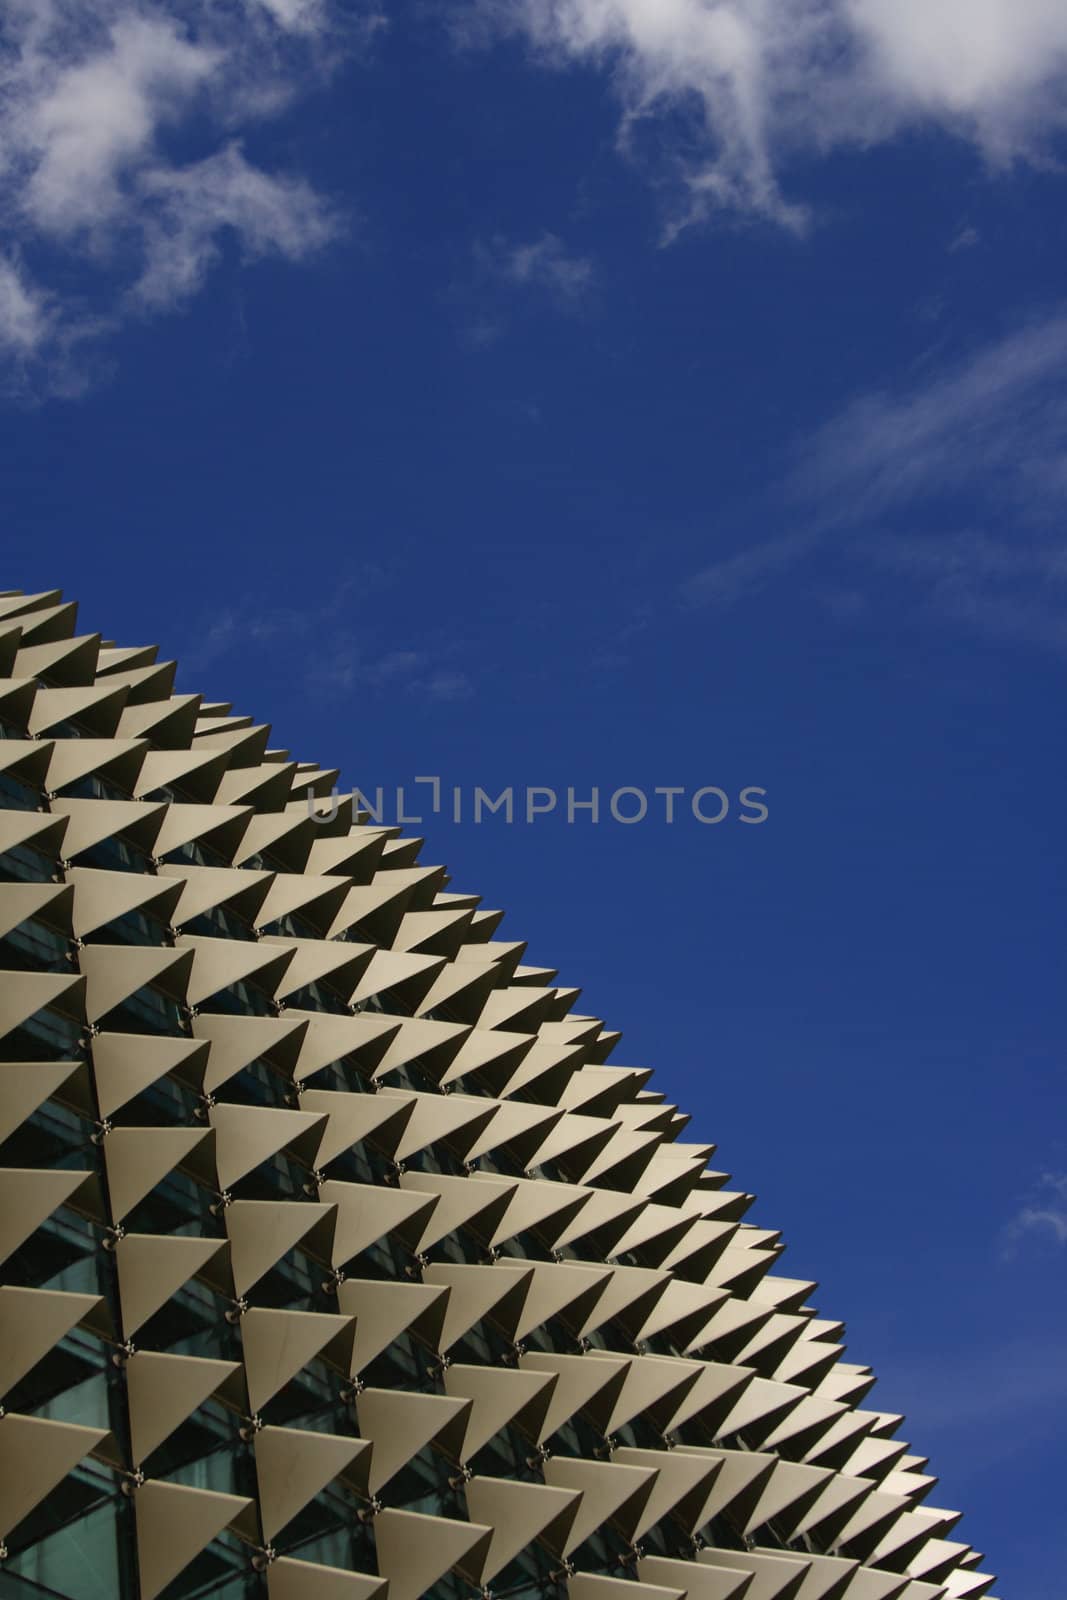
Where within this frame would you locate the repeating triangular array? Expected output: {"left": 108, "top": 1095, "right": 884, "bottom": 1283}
{"left": 0, "top": 587, "right": 997, "bottom": 1600}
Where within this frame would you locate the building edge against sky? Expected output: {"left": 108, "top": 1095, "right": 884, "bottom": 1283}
{"left": 0, "top": 585, "right": 998, "bottom": 1600}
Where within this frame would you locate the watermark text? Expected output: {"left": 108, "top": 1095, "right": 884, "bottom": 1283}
{"left": 307, "top": 780, "right": 769, "bottom": 827}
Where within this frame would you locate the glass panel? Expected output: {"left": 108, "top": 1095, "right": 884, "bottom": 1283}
{"left": 4, "top": 1475, "right": 122, "bottom": 1600}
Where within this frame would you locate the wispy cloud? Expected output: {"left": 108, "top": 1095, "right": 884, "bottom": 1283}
{"left": 483, "top": 232, "right": 597, "bottom": 307}
{"left": 178, "top": 566, "right": 391, "bottom": 676}
{"left": 684, "top": 311, "right": 1067, "bottom": 652}
{"left": 1002, "top": 1173, "right": 1067, "bottom": 1254}
{"left": 948, "top": 225, "right": 981, "bottom": 254}
{"left": 181, "top": 599, "right": 320, "bottom": 676}
{"left": 179, "top": 578, "right": 477, "bottom": 706}
{"left": 133, "top": 144, "right": 339, "bottom": 310}
{"left": 309, "top": 646, "right": 475, "bottom": 703}
{"left": 685, "top": 527, "right": 824, "bottom": 610}
{"left": 872, "top": 1332, "right": 1067, "bottom": 1494}
{"left": 468, "top": 0, "right": 1067, "bottom": 231}
{"left": 0, "top": 0, "right": 377, "bottom": 396}
{"left": 420, "top": 668, "right": 474, "bottom": 702}
{"left": 0, "top": 257, "right": 53, "bottom": 359}
{"left": 788, "top": 314, "right": 1067, "bottom": 521}
{"left": 461, "top": 231, "right": 597, "bottom": 346}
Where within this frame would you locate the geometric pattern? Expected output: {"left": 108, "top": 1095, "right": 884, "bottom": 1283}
{"left": 0, "top": 586, "right": 997, "bottom": 1600}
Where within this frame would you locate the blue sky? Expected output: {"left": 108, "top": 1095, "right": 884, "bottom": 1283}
{"left": 2, "top": 1, "right": 1066, "bottom": 1593}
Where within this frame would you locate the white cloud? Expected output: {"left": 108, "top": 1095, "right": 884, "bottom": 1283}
{"left": 876, "top": 1333, "right": 1067, "bottom": 1452}
{"left": 181, "top": 586, "right": 473, "bottom": 705}
{"left": 135, "top": 144, "right": 339, "bottom": 308}
{"left": 1011, "top": 1206, "right": 1067, "bottom": 1245}
{"left": 684, "top": 311, "right": 1067, "bottom": 651}
{"left": 790, "top": 313, "right": 1067, "bottom": 520}
{"left": 362, "top": 650, "right": 428, "bottom": 687}
{"left": 421, "top": 668, "right": 474, "bottom": 701}
{"left": 253, "top": 0, "right": 328, "bottom": 32}
{"left": 849, "top": 0, "right": 1067, "bottom": 127}
{"left": 473, "top": 0, "right": 1067, "bottom": 228}
{"left": 1003, "top": 1174, "right": 1067, "bottom": 1252}
{"left": 0, "top": 0, "right": 363, "bottom": 394}
{"left": 459, "top": 232, "right": 595, "bottom": 348}
{"left": 948, "top": 225, "right": 980, "bottom": 253}
{"left": 494, "top": 233, "right": 596, "bottom": 303}
{"left": 685, "top": 526, "right": 823, "bottom": 608}
{"left": 308, "top": 645, "right": 476, "bottom": 702}
{"left": 20, "top": 16, "right": 218, "bottom": 237}
{"left": 0, "top": 257, "right": 52, "bottom": 357}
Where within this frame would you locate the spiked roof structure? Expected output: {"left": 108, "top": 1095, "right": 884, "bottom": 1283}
{"left": 0, "top": 586, "right": 997, "bottom": 1600}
